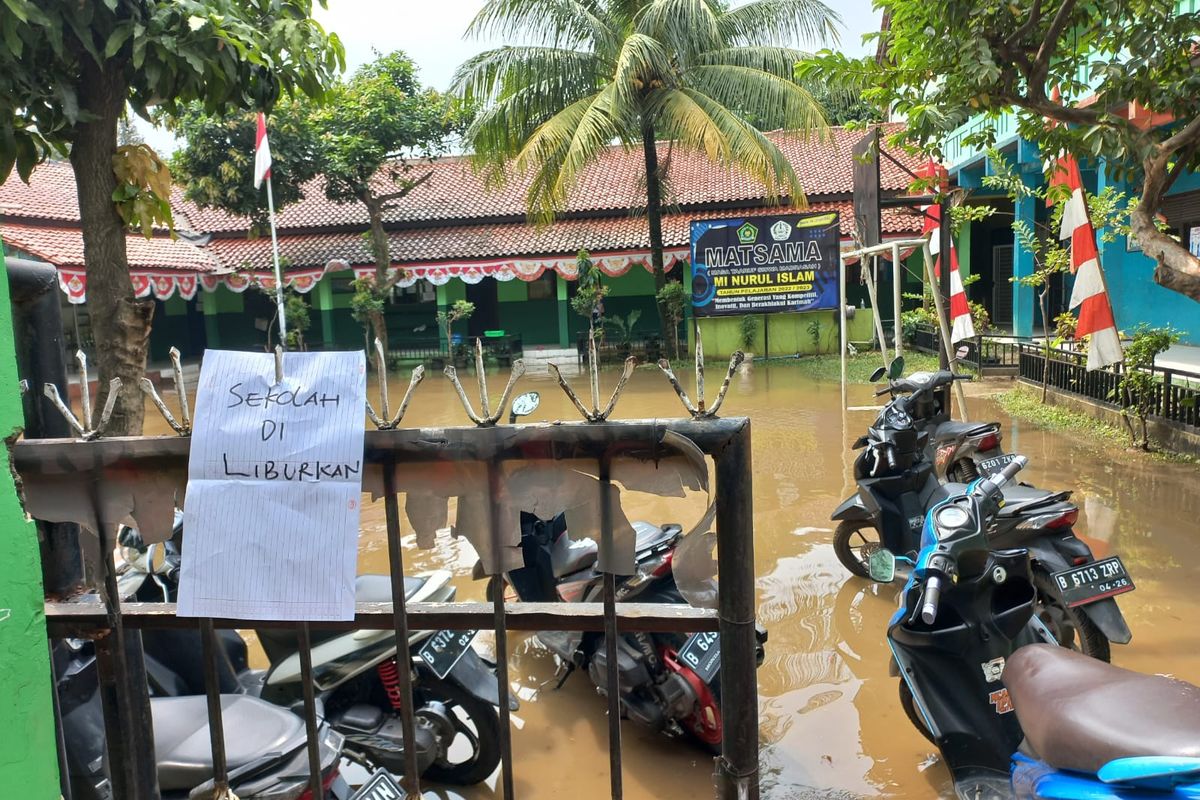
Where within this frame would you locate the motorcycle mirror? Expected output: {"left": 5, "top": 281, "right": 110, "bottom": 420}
{"left": 869, "top": 366, "right": 887, "bottom": 382}
{"left": 867, "top": 549, "right": 896, "bottom": 584}
{"left": 887, "top": 356, "right": 905, "bottom": 380}
{"left": 510, "top": 391, "right": 540, "bottom": 418}
{"left": 956, "top": 345, "right": 969, "bottom": 360}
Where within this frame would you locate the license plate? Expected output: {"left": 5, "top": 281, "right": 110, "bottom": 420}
{"left": 979, "top": 453, "right": 1016, "bottom": 475}
{"left": 678, "top": 631, "right": 721, "bottom": 683}
{"left": 418, "top": 629, "right": 478, "bottom": 679}
{"left": 1051, "top": 557, "right": 1135, "bottom": 607}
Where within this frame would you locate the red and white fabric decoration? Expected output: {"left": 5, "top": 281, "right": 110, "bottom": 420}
{"left": 1047, "top": 153, "right": 1123, "bottom": 370}
{"left": 253, "top": 113, "right": 272, "bottom": 189}
{"left": 918, "top": 160, "right": 975, "bottom": 343}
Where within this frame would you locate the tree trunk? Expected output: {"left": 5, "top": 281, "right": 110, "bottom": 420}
{"left": 641, "top": 119, "right": 669, "bottom": 334}
{"left": 71, "top": 66, "right": 152, "bottom": 437}
{"left": 1135, "top": 161, "right": 1200, "bottom": 301}
{"left": 366, "top": 197, "right": 391, "bottom": 355}
{"left": 1040, "top": 291, "right": 1050, "bottom": 404}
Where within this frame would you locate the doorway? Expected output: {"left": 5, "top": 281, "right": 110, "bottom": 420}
{"left": 465, "top": 277, "right": 500, "bottom": 337}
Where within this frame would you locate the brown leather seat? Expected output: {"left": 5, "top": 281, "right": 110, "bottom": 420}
{"left": 1006, "top": 644, "right": 1200, "bottom": 774}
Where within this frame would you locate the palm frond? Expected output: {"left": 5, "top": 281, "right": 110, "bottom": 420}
{"left": 466, "top": 0, "right": 616, "bottom": 51}
{"left": 717, "top": 0, "right": 840, "bottom": 49}
{"left": 516, "top": 84, "right": 632, "bottom": 220}
{"left": 636, "top": 0, "right": 721, "bottom": 63}
{"left": 695, "top": 45, "right": 812, "bottom": 79}
{"left": 687, "top": 64, "right": 828, "bottom": 136}
{"left": 610, "top": 32, "right": 676, "bottom": 107}
{"left": 645, "top": 87, "right": 729, "bottom": 162}
{"left": 452, "top": 46, "right": 603, "bottom": 107}
{"left": 681, "top": 87, "right": 806, "bottom": 204}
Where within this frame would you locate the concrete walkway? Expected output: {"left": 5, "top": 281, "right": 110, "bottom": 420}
{"left": 1156, "top": 343, "right": 1200, "bottom": 375}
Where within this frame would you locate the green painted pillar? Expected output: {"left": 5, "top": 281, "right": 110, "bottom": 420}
{"left": 555, "top": 275, "right": 569, "bottom": 348}
{"left": 314, "top": 276, "right": 336, "bottom": 348}
{"left": 202, "top": 287, "right": 221, "bottom": 349}
{"left": 436, "top": 283, "right": 450, "bottom": 349}
{"left": 0, "top": 247, "right": 61, "bottom": 797}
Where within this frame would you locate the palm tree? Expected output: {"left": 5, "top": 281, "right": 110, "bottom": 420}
{"left": 453, "top": 0, "right": 839, "bottom": 334}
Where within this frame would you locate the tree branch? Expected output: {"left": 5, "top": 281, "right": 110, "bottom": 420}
{"left": 1031, "top": 0, "right": 1078, "bottom": 84}
{"left": 1159, "top": 112, "right": 1200, "bottom": 157}
{"left": 1006, "top": 0, "right": 1044, "bottom": 48}
{"left": 374, "top": 170, "right": 434, "bottom": 205}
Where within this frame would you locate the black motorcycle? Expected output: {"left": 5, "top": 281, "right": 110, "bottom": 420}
{"left": 871, "top": 457, "right": 1159, "bottom": 800}
{"left": 831, "top": 361, "right": 1132, "bottom": 660}
{"left": 476, "top": 512, "right": 765, "bottom": 752}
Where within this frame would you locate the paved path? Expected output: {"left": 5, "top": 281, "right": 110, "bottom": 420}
{"left": 1156, "top": 343, "right": 1200, "bottom": 375}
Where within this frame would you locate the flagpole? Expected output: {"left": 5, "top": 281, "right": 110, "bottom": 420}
{"left": 265, "top": 173, "right": 287, "bottom": 348}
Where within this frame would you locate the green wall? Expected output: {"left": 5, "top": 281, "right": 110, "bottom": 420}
{"left": 695, "top": 308, "right": 875, "bottom": 358}
{"left": 0, "top": 248, "right": 60, "bottom": 797}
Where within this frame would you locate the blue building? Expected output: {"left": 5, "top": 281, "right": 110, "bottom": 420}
{"left": 943, "top": 112, "right": 1200, "bottom": 344}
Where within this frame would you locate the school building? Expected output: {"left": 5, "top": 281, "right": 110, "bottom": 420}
{"left": 0, "top": 126, "right": 928, "bottom": 363}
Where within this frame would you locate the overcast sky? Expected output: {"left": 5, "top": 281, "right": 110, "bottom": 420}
{"left": 141, "top": 0, "right": 882, "bottom": 152}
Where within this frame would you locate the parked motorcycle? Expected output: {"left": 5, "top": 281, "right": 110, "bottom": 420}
{"left": 118, "top": 518, "right": 509, "bottom": 786}
{"left": 54, "top": 637, "right": 348, "bottom": 800}
{"left": 831, "top": 360, "right": 1132, "bottom": 660}
{"left": 869, "top": 360, "right": 1005, "bottom": 482}
{"left": 869, "top": 458, "right": 1185, "bottom": 800}
{"left": 475, "top": 511, "right": 765, "bottom": 752}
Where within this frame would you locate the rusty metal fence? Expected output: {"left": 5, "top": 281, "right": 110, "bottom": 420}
{"left": 16, "top": 334, "right": 760, "bottom": 800}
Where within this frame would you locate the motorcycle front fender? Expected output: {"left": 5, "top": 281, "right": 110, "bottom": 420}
{"left": 1026, "top": 541, "right": 1132, "bottom": 645}
{"left": 434, "top": 647, "right": 520, "bottom": 711}
{"left": 831, "top": 493, "right": 874, "bottom": 522}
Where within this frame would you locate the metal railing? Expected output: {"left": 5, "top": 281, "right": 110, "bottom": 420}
{"left": 1017, "top": 342, "right": 1200, "bottom": 430}
{"left": 908, "top": 324, "right": 1023, "bottom": 376}
{"left": 18, "top": 335, "right": 760, "bottom": 800}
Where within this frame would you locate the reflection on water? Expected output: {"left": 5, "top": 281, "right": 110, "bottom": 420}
{"left": 146, "top": 362, "right": 1200, "bottom": 798}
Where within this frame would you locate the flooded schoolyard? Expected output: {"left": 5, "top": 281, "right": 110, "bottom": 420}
{"left": 148, "top": 359, "right": 1200, "bottom": 799}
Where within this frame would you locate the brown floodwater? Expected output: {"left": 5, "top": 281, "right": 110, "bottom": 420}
{"left": 145, "top": 361, "right": 1200, "bottom": 799}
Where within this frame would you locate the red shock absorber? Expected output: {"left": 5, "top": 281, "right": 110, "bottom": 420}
{"left": 377, "top": 659, "right": 404, "bottom": 711}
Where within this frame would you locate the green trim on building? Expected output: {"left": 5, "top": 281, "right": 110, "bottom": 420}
{"left": 696, "top": 309, "right": 875, "bottom": 358}
{"left": 556, "top": 275, "right": 569, "bottom": 347}
{"left": 0, "top": 247, "right": 61, "bottom": 798}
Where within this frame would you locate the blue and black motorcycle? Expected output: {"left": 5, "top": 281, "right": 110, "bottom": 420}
{"left": 870, "top": 456, "right": 1199, "bottom": 799}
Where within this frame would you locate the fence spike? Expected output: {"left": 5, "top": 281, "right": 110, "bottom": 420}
{"left": 169, "top": 347, "right": 191, "bottom": 432}
{"left": 547, "top": 363, "right": 593, "bottom": 420}
{"left": 443, "top": 365, "right": 486, "bottom": 425}
{"left": 365, "top": 398, "right": 386, "bottom": 429}
{"left": 705, "top": 351, "right": 745, "bottom": 418}
{"left": 76, "top": 350, "right": 93, "bottom": 430}
{"left": 656, "top": 359, "right": 700, "bottom": 416}
{"left": 373, "top": 338, "right": 390, "bottom": 422}
{"left": 588, "top": 328, "right": 600, "bottom": 412}
{"left": 386, "top": 365, "right": 425, "bottom": 429}
{"left": 598, "top": 356, "right": 638, "bottom": 420}
{"left": 139, "top": 377, "right": 187, "bottom": 435}
{"left": 92, "top": 378, "right": 122, "bottom": 438}
{"left": 42, "top": 383, "right": 86, "bottom": 437}
{"left": 273, "top": 345, "right": 284, "bottom": 385}
{"left": 695, "top": 323, "right": 706, "bottom": 413}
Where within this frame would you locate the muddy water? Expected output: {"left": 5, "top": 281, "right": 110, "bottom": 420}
{"left": 147, "top": 363, "right": 1200, "bottom": 799}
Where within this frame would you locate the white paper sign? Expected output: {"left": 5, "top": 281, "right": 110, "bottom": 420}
{"left": 178, "top": 349, "right": 367, "bottom": 621}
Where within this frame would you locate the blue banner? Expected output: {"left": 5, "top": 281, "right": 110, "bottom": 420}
{"left": 690, "top": 212, "right": 840, "bottom": 317}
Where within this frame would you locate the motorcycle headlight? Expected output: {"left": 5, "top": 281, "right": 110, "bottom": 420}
{"left": 934, "top": 505, "right": 970, "bottom": 531}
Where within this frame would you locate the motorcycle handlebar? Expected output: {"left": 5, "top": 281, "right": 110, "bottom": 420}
{"left": 885, "top": 445, "right": 898, "bottom": 472}
{"left": 990, "top": 455, "right": 1028, "bottom": 490}
{"left": 874, "top": 385, "right": 893, "bottom": 397}
{"left": 921, "top": 575, "right": 942, "bottom": 624}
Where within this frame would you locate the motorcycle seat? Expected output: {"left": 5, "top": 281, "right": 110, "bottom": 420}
{"left": 1006, "top": 644, "right": 1200, "bottom": 774}
{"left": 996, "top": 484, "right": 1072, "bottom": 518}
{"left": 153, "top": 694, "right": 307, "bottom": 790}
{"left": 354, "top": 574, "right": 426, "bottom": 603}
{"left": 634, "top": 521, "right": 682, "bottom": 553}
{"left": 933, "top": 420, "right": 998, "bottom": 440}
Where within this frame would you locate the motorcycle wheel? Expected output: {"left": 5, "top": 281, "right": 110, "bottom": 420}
{"left": 898, "top": 680, "right": 935, "bottom": 744}
{"left": 419, "top": 680, "right": 503, "bottom": 785}
{"left": 1032, "top": 571, "right": 1111, "bottom": 663}
{"left": 833, "top": 520, "right": 884, "bottom": 579}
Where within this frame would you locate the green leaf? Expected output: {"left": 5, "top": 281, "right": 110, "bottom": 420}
{"left": 1, "top": 0, "right": 29, "bottom": 24}
{"left": 105, "top": 24, "right": 132, "bottom": 58}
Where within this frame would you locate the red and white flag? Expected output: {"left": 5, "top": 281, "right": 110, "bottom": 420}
{"left": 1047, "top": 153, "right": 1123, "bottom": 370}
{"left": 919, "top": 161, "right": 975, "bottom": 343}
{"left": 253, "top": 112, "right": 272, "bottom": 189}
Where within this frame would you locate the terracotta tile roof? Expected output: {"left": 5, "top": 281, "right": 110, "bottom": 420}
{"left": 1, "top": 222, "right": 219, "bottom": 272}
{"left": 184, "top": 124, "right": 923, "bottom": 234}
{"left": 208, "top": 202, "right": 923, "bottom": 271}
